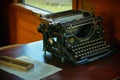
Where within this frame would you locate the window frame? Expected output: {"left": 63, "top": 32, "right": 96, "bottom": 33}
{"left": 23, "top": 0, "right": 74, "bottom": 13}
{"left": 15, "top": 0, "right": 80, "bottom": 10}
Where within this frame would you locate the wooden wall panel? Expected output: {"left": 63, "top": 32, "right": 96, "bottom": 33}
{"left": 9, "top": 4, "right": 43, "bottom": 44}
{"left": 17, "top": 16, "right": 42, "bottom": 44}
{"left": 78, "top": 0, "right": 96, "bottom": 13}
{"left": 73, "top": 0, "right": 82, "bottom": 10}
{"left": 95, "top": 0, "right": 120, "bottom": 48}
{"left": 72, "top": 0, "right": 77, "bottom": 10}
{"left": 8, "top": 5, "right": 17, "bottom": 44}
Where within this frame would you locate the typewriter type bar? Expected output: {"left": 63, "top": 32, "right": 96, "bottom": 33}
{"left": 0, "top": 56, "right": 34, "bottom": 71}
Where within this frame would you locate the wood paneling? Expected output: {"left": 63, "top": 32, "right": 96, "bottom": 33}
{"left": 95, "top": 0, "right": 120, "bottom": 48}
{"left": 8, "top": 4, "right": 17, "bottom": 44}
{"left": 73, "top": 0, "right": 82, "bottom": 10}
{"left": 77, "top": 0, "right": 96, "bottom": 13}
{"left": 9, "top": 4, "right": 43, "bottom": 44}
{"left": 72, "top": 0, "right": 77, "bottom": 10}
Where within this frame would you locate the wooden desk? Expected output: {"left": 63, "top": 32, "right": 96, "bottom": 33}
{"left": 0, "top": 40, "right": 120, "bottom": 80}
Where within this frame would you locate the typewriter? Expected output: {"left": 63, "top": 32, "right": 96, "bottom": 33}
{"left": 38, "top": 10, "right": 115, "bottom": 65}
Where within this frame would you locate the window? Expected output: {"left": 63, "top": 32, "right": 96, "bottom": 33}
{"left": 24, "top": 0, "right": 72, "bottom": 13}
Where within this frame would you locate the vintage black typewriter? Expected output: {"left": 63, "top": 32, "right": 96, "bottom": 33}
{"left": 38, "top": 10, "right": 115, "bottom": 65}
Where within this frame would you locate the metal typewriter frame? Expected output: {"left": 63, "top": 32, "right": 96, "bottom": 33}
{"left": 38, "top": 10, "right": 114, "bottom": 65}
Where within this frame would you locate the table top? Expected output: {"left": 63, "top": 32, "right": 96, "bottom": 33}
{"left": 0, "top": 40, "right": 120, "bottom": 80}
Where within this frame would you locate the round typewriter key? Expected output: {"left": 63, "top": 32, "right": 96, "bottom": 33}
{"left": 107, "top": 45, "right": 110, "bottom": 47}
{"left": 97, "top": 48, "right": 100, "bottom": 51}
{"left": 75, "top": 55, "right": 78, "bottom": 58}
{"left": 75, "top": 52, "right": 78, "bottom": 54}
{"left": 72, "top": 49, "right": 75, "bottom": 52}
{"left": 83, "top": 49, "right": 86, "bottom": 52}
{"left": 86, "top": 49, "right": 89, "bottom": 51}
{"left": 71, "top": 46, "right": 74, "bottom": 48}
{"left": 92, "top": 50, "right": 95, "bottom": 53}
{"left": 77, "top": 47, "right": 80, "bottom": 50}
{"left": 95, "top": 49, "right": 98, "bottom": 52}
{"left": 89, "top": 51, "right": 92, "bottom": 53}
{"left": 79, "top": 54, "right": 82, "bottom": 57}
{"left": 90, "top": 47, "right": 93, "bottom": 49}
{"left": 86, "top": 45, "right": 89, "bottom": 47}
{"left": 86, "top": 52, "right": 89, "bottom": 54}
{"left": 81, "top": 54, "right": 84, "bottom": 56}
{"left": 81, "top": 50, "right": 84, "bottom": 52}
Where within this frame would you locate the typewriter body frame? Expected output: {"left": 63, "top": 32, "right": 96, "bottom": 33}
{"left": 38, "top": 10, "right": 114, "bottom": 65}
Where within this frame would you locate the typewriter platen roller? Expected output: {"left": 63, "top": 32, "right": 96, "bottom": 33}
{"left": 38, "top": 10, "right": 115, "bottom": 65}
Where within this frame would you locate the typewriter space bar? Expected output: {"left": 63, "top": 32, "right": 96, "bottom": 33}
{"left": 81, "top": 49, "right": 111, "bottom": 59}
{"left": 88, "top": 50, "right": 112, "bottom": 62}
{"left": 77, "top": 50, "right": 112, "bottom": 64}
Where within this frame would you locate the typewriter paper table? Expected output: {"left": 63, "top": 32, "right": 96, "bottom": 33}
{"left": 0, "top": 40, "right": 120, "bottom": 80}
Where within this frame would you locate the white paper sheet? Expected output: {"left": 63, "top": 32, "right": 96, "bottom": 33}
{"left": 0, "top": 56, "right": 62, "bottom": 80}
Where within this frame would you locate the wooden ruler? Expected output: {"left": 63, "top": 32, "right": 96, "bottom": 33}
{"left": 0, "top": 56, "right": 34, "bottom": 71}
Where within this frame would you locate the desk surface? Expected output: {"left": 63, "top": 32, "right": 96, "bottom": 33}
{"left": 0, "top": 41, "right": 120, "bottom": 80}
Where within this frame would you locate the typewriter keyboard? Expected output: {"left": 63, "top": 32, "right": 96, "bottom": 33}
{"left": 69, "top": 37, "right": 111, "bottom": 61}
